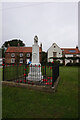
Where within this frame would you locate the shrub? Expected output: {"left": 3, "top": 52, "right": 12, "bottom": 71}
{"left": 41, "top": 62, "right": 59, "bottom": 66}
{"left": 66, "top": 62, "right": 80, "bottom": 66}
{"left": 59, "top": 63, "right": 64, "bottom": 66}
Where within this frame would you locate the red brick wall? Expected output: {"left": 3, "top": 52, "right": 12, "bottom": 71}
{"left": 5, "top": 53, "right": 11, "bottom": 63}
{"left": 5, "top": 52, "right": 42, "bottom": 64}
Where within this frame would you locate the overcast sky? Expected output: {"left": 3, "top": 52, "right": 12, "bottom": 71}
{"left": 1, "top": 2, "right": 78, "bottom": 51}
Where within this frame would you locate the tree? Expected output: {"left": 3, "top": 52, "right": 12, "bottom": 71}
{"left": 2, "top": 39, "right": 25, "bottom": 57}
{"left": 41, "top": 51, "right": 47, "bottom": 63}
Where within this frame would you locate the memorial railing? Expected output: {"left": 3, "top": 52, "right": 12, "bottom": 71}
{"left": 2, "top": 63, "right": 59, "bottom": 87}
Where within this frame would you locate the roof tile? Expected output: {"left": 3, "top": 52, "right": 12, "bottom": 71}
{"left": 6, "top": 47, "right": 42, "bottom": 53}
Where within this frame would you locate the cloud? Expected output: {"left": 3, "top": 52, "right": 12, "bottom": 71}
{"left": 1, "top": 2, "right": 78, "bottom": 51}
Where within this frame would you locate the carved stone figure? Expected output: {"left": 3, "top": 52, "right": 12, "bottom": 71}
{"left": 34, "top": 35, "right": 38, "bottom": 43}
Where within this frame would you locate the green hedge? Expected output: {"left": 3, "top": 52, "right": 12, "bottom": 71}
{"left": 66, "top": 62, "right": 80, "bottom": 66}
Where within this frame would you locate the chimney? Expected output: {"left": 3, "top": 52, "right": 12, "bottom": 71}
{"left": 18, "top": 43, "right": 20, "bottom": 47}
{"left": 8, "top": 43, "right": 10, "bottom": 47}
{"left": 76, "top": 46, "right": 78, "bottom": 49}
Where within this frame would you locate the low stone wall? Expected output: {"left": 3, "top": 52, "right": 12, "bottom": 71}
{"left": 2, "top": 77, "right": 60, "bottom": 93}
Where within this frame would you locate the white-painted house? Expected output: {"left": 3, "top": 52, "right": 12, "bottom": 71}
{"left": 47, "top": 43, "right": 80, "bottom": 65}
{"left": 47, "top": 43, "right": 62, "bottom": 63}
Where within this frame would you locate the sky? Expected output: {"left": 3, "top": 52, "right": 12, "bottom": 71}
{"left": 0, "top": 2, "right": 79, "bottom": 51}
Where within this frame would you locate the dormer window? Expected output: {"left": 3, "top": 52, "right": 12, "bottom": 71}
{"left": 20, "top": 53, "right": 23, "bottom": 57}
{"left": 11, "top": 53, "right": 15, "bottom": 57}
{"left": 69, "top": 50, "right": 76, "bottom": 53}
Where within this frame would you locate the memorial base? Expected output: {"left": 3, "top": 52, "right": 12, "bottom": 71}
{"left": 27, "top": 63, "right": 43, "bottom": 81}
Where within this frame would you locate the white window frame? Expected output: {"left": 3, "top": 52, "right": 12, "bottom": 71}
{"left": 53, "top": 52, "right": 57, "bottom": 57}
{"left": 11, "top": 53, "right": 15, "bottom": 57}
{"left": 11, "top": 58, "right": 15, "bottom": 63}
{"left": 20, "top": 53, "right": 23, "bottom": 57}
{"left": 20, "top": 58, "right": 23, "bottom": 63}
{"left": 27, "top": 53, "right": 30, "bottom": 57}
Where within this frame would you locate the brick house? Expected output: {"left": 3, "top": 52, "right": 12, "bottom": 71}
{"left": 47, "top": 43, "right": 80, "bottom": 65}
{"left": 5, "top": 46, "right": 42, "bottom": 64}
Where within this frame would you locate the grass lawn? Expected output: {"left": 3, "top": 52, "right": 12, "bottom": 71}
{"left": 2, "top": 66, "right": 78, "bottom": 118}
{"left": 3, "top": 65, "right": 25, "bottom": 81}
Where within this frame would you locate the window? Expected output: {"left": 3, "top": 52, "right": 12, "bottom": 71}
{"left": 11, "top": 58, "right": 15, "bottom": 63}
{"left": 54, "top": 46, "right": 56, "bottom": 48}
{"left": 20, "top": 53, "right": 23, "bottom": 57}
{"left": 27, "top": 53, "right": 30, "bottom": 57}
{"left": 69, "top": 50, "right": 76, "bottom": 53}
{"left": 53, "top": 52, "right": 57, "bottom": 57}
{"left": 73, "top": 54, "right": 76, "bottom": 57}
{"left": 11, "top": 53, "right": 15, "bottom": 57}
{"left": 20, "top": 58, "right": 23, "bottom": 63}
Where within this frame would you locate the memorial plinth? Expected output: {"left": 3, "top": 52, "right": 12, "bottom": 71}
{"left": 27, "top": 36, "right": 43, "bottom": 81}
